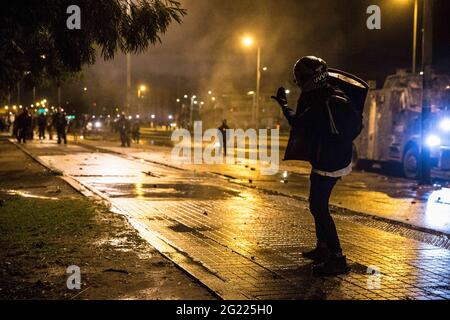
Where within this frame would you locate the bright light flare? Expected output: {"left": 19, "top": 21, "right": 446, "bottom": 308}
{"left": 426, "top": 134, "right": 441, "bottom": 147}
{"left": 242, "top": 36, "right": 254, "bottom": 47}
{"left": 440, "top": 118, "right": 450, "bottom": 132}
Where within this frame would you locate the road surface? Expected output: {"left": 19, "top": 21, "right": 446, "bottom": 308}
{"left": 14, "top": 139, "right": 450, "bottom": 300}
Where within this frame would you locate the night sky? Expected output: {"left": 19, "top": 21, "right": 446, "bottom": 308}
{"left": 68, "top": 0, "right": 449, "bottom": 108}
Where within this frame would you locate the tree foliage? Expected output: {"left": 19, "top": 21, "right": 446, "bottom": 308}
{"left": 0, "top": 0, "right": 186, "bottom": 96}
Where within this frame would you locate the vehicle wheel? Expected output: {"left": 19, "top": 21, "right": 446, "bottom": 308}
{"left": 403, "top": 146, "right": 420, "bottom": 179}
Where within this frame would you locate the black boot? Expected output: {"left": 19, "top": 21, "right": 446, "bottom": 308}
{"left": 302, "top": 246, "right": 330, "bottom": 262}
{"left": 313, "top": 255, "right": 350, "bottom": 277}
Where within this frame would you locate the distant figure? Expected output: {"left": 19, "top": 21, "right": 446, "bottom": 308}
{"left": 37, "top": 113, "right": 47, "bottom": 140}
{"left": 68, "top": 117, "right": 81, "bottom": 142}
{"left": 54, "top": 112, "right": 68, "bottom": 144}
{"left": 132, "top": 120, "right": 141, "bottom": 144}
{"left": 47, "top": 114, "right": 54, "bottom": 140}
{"left": 15, "top": 108, "right": 32, "bottom": 144}
{"left": 117, "top": 114, "right": 131, "bottom": 147}
{"left": 218, "top": 119, "right": 230, "bottom": 156}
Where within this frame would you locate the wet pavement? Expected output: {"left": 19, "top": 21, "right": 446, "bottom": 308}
{"left": 14, "top": 139, "right": 450, "bottom": 300}
{"left": 77, "top": 138, "right": 450, "bottom": 236}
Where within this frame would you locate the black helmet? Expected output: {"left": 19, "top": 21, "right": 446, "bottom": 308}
{"left": 294, "top": 56, "right": 328, "bottom": 91}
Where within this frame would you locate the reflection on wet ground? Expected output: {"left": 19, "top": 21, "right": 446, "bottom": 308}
{"left": 91, "top": 182, "right": 242, "bottom": 200}
{"left": 0, "top": 189, "right": 59, "bottom": 200}
{"left": 426, "top": 189, "right": 450, "bottom": 229}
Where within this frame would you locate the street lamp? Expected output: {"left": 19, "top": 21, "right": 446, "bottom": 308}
{"left": 189, "top": 95, "right": 197, "bottom": 126}
{"left": 138, "top": 85, "right": 147, "bottom": 97}
{"left": 396, "top": 0, "right": 419, "bottom": 73}
{"left": 137, "top": 85, "right": 147, "bottom": 118}
{"left": 242, "top": 36, "right": 261, "bottom": 128}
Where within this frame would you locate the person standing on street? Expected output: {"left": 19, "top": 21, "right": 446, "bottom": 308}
{"left": 16, "top": 108, "right": 32, "bottom": 144}
{"left": 117, "top": 114, "right": 131, "bottom": 147}
{"left": 47, "top": 113, "right": 54, "bottom": 140}
{"left": 55, "top": 111, "right": 68, "bottom": 145}
{"left": 37, "top": 113, "right": 47, "bottom": 140}
{"left": 272, "top": 56, "right": 364, "bottom": 277}
{"left": 132, "top": 120, "right": 141, "bottom": 144}
{"left": 218, "top": 119, "right": 230, "bottom": 156}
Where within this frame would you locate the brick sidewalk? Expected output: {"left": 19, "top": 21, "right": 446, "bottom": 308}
{"left": 21, "top": 140, "right": 450, "bottom": 300}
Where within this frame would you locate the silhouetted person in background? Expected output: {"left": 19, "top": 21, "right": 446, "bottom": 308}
{"left": 117, "top": 114, "right": 131, "bottom": 147}
{"left": 132, "top": 120, "right": 141, "bottom": 144}
{"left": 55, "top": 111, "right": 67, "bottom": 144}
{"left": 218, "top": 119, "right": 229, "bottom": 156}
{"left": 37, "top": 113, "right": 47, "bottom": 140}
{"left": 47, "top": 114, "right": 54, "bottom": 140}
{"left": 16, "top": 108, "right": 32, "bottom": 144}
{"left": 272, "top": 56, "right": 363, "bottom": 277}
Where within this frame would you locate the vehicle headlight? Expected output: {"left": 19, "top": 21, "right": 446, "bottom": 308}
{"left": 95, "top": 121, "right": 102, "bottom": 128}
{"left": 426, "top": 134, "right": 441, "bottom": 147}
{"left": 439, "top": 118, "right": 450, "bottom": 132}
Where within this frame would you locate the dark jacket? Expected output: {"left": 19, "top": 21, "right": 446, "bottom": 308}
{"left": 16, "top": 112, "right": 32, "bottom": 130}
{"left": 55, "top": 113, "right": 68, "bottom": 131}
{"left": 117, "top": 118, "right": 130, "bottom": 133}
{"left": 282, "top": 85, "right": 354, "bottom": 172}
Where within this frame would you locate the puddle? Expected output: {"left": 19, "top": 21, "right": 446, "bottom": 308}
{"left": 169, "top": 222, "right": 212, "bottom": 233}
{"left": 90, "top": 183, "right": 241, "bottom": 200}
{"left": 0, "top": 189, "right": 59, "bottom": 200}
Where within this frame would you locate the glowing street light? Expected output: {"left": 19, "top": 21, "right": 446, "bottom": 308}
{"left": 138, "top": 85, "right": 147, "bottom": 98}
{"left": 242, "top": 36, "right": 254, "bottom": 47}
{"left": 242, "top": 35, "right": 261, "bottom": 127}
